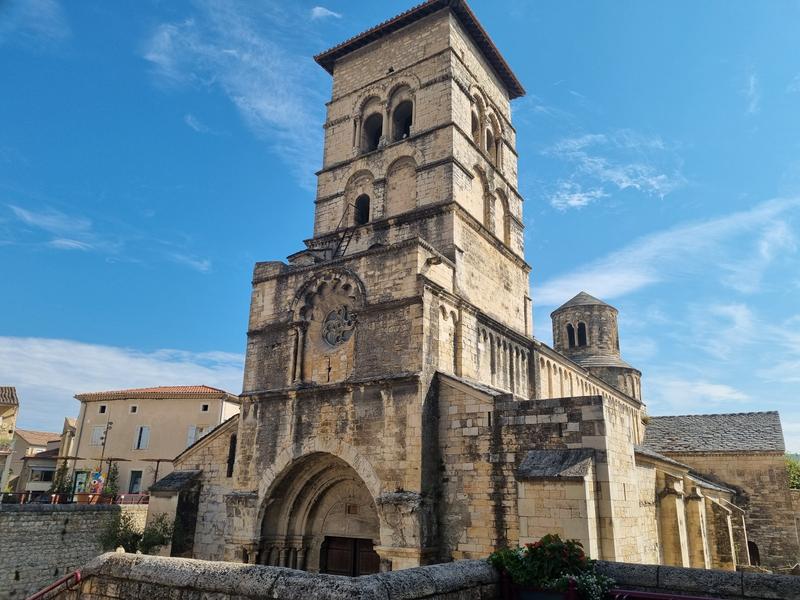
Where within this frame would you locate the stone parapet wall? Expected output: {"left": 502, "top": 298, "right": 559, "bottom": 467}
{"left": 0, "top": 503, "right": 148, "bottom": 599}
{"left": 55, "top": 554, "right": 800, "bottom": 600}
{"left": 61, "top": 553, "right": 499, "bottom": 600}
{"left": 596, "top": 560, "right": 800, "bottom": 599}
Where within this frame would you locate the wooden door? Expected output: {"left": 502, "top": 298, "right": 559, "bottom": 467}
{"left": 321, "top": 536, "right": 380, "bottom": 576}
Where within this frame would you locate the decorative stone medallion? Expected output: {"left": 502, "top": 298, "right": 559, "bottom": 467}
{"left": 322, "top": 306, "right": 356, "bottom": 346}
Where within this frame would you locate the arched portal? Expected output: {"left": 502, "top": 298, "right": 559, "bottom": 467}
{"left": 258, "top": 452, "right": 381, "bottom": 575}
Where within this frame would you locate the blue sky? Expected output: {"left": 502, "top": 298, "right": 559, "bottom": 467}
{"left": 1, "top": 0, "right": 800, "bottom": 449}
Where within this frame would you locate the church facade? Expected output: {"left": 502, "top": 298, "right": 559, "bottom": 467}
{"left": 152, "top": 0, "right": 799, "bottom": 575}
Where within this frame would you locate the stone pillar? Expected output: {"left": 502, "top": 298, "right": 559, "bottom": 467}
{"left": 657, "top": 474, "right": 690, "bottom": 567}
{"left": 706, "top": 498, "right": 736, "bottom": 570}
{"left": 684, "top": 486, "right": 711, "bottom": 569}
{"left": 375, "top": 491, "right": 435, "bottom": 570}
{"left": 379, "top": 104, "right": 389, "bottom": 148}
{"left": 223, "top": 492, "right": 260, "bottom": 563}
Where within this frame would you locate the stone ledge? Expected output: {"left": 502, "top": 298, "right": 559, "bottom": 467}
{"left": 80, "top": 554, "right": 499, "bottom": 600}
{"left": 596, "top": 561, "right": 800, "bottom": 600}
{"left": 0, "top": 503, "right": 133, "bottom": 514}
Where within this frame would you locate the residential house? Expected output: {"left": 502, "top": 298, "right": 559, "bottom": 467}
{"left": 6, "top": 429, "right": 60, "bottom": 492}
{"left": 70, "top": 386, "right": 239, "bottom": 496}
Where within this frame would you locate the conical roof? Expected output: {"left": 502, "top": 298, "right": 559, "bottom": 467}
{"left": 551, "top": 291, "right": 615, "bottom": 315}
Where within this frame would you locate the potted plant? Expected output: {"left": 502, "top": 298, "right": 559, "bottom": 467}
{"left": 488, "top": 534, "right": 614, "bottom": 600}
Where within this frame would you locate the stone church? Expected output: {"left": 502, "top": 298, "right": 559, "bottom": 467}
{"left": 149, "top": 0, "right": 800, "bottom": 576}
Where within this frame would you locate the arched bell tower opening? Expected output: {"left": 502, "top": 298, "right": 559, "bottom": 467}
{"left": 258, "top": 452, "right": 381, "bottom": 575}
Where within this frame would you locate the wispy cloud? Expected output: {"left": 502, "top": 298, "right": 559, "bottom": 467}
{"left": 169, "top": 252, "right": 212, "bottom": 273}
{"left": 310, "top": 6, "right": 342, "bottom": 20}
{"left": 5, "top": 203, "right": 213, "bottom": 272}
{"left": 0, "top": 336, "right": 243, "bottom": 431}
{"left": 548, "top": 181, "right": 608, "bottom": 210}
{"left": 544, "top": 130, "right": 684, "bottom": 210}
{"left": 535, "top": 197, "right": 800, "bottom": 305}
{"left": 183, "top": 113, "right": 212, "bottom": 134}
{"left": 142, "top": 1, "right": 326, "bottom": 189}
{"left": 744, "top": 71, "right": 760, "bottom": 114}
{"left": 788, "top": 74, "right": 800, "bottom": 94}
{"left": 645, "top": 373, "right": 749, "bottom": 413}
{"left": 0, "top": 0, "right": 70, "bottom": 48}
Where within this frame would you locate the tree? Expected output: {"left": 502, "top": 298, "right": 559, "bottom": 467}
{"left": 99, "top": 511, "right": 174, "bottom": 555}
{"left": 104, "top": 462, "right": 119, "bottom": 496}
{"left": 787, "top": 455, "right": 800, "bottom": 489}
{"left": 50, "top": 462, "right": 72, "bottom": 494}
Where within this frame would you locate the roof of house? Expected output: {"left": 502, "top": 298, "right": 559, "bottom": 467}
{"left": 0, "top": 387, "right": 19, "bottom": 406}
{"left": 643, "top": 411, "right": 785, "bottom": 454}
{"left": 150, "top": 469, "right": 202, "bottom": 493}
{"left": 16, "top": 429, "right": 60, "bottom": 447}
{"left": 551, "top": 291, "right": 614, "bottom": 315}
{"left": 24, "top": 448, "right": 59, "bottom": 461}
{"left": 313, "top": 0, "right": 525, "bottom": 99}
{"left": 517, "top": 448, "right": 596, "bottom": 481}
{"left": 74, "top": 385, "right": 239, "bottom": 403}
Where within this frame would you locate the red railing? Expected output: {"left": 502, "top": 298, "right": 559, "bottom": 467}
{"left": 0, "top": 492, "right": 149, "bottom": 506}
{"left": 25, "top": 570, "right": 81, "bottom": 600}
{"left": 609, "top": 590, "right": 723, "bottom": 600}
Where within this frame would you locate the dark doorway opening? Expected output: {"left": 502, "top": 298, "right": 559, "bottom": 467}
{"left": 354, "top": 194, "right": 370, "bottom": 225}
{"left": 320, "top": 536, "right": 380, "bottom": 577}
{"left": 748, "top": 540, "right": 761, "bottom": 566}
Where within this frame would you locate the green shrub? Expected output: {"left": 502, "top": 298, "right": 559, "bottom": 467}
{"left": 99, "top": 511, "right": 142, "bottom": 552}
{"left": 488, "top": 534, "right": 614, "bottom": 600}
{"left": 139, "top": 513, "right": 174, "bottom": 555}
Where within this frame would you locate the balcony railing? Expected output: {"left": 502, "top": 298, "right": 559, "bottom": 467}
{"left": 0, "top": 491, "right": 149, "bottom": 506}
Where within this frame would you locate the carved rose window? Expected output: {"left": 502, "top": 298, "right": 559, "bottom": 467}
{"left": 322, "top": 306, "right": 356, "bottom": 346}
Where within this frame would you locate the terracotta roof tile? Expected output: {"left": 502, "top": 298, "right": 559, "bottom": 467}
{"left": 75, "top": 385, "right": 238, "bottom": 402}
{"left": 0, "top": 386, "right": 19, "bottom": 405}
{"left": 16, "top": 429, "right": 60, "bottom": 447}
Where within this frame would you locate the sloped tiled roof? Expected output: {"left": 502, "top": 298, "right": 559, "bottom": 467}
{"left": 150, "top": 470, "right": 201, "bottom": 493}
{"left": 75, "top": 386, "right": 238, "bottom": 402}
{"left": 25, "top": 447, "right": 59, "bottom": 460}
{"left": 551, "top": 292, "right": 614, "bottom": 315}
{"left": 16, "top": 429, "right": 60, "bottom": 447}
{"left": 0, "top": 387, "right": 19, "bottom": 405}
{"left": 314, "top": 0, "right": 525, "bottom": 99}
{"left": 643, "top": 412, "right": 785, "bottom": 454}
{"left": 517, "top": 449, "right": 595, "bottom": 480}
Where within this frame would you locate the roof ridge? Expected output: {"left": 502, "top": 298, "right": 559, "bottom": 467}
{"left": 651, "top": 411, "right": 779, "bottom": 418}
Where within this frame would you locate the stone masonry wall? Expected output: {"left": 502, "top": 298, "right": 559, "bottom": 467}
{"left": 56, "top": 553, "right": 800, "bottom": 600}
{"left": 173, "top": 418, "right": 238, "bottom": 561}
{"left": 0, "top": 504, "right": 147, "bottom": 599}
{"left": 666, "top": 451, "right": 800, "bottom": 568}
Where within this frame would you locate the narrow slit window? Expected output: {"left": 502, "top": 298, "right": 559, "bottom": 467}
{"left": 577, "top": 322, "right": 588, "bottom": 347}
{"left": 566, "top": 323, "right": 576, "bottom": 348}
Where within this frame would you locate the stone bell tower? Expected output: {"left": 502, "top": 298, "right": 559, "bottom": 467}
{"left": 226, "top": 0, "right": 532, "bottom": 573}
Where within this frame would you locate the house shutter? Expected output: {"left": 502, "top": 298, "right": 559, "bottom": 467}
{"left": 140, "top": 426, "right": 150, "bottom": 449}
{"left": 187, "top": 426, "right": 197, "bottom": 447}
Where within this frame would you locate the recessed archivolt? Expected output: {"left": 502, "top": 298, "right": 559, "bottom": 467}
{"left": 290, "top": 269, "right": 366, "bottom": 322}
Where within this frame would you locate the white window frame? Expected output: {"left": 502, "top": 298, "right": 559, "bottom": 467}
{"left": 133, "top": 425, "right": 150, "bottom": 450}
{"left": 129, "top": 405, "right": 138, "bottom": 414}
{"left": 90, "top": 426, "right": 105, "bottom": 446}
{"left": 200, "top": 403, "right": 209, "bottom": 412}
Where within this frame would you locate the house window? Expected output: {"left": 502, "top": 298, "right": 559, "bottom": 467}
{"left": 226, "top": 434, "right": 237, "bottom": 478}
{"left": 187, "top": 425, "right": 209, "bottom": 447}
{"left": 354, "top": 194, "right": 370, "bottom": 225}
{"left": 98, "top": 404, "right": 107, "bottom": 414}
{"left": 201, "top": 404, "right": 209, "bottom": 412}
{"left": 134, "top": 426, "right": 150, "bottom": 450}
{"left": 566, "top": 323, "right": 576, "bottom": 348}
{"left": 361, "top": 113, "right": 382, "bottom": 152}
{"left": 577, "top": 322, "right": 588, "bottom": 347}
{"left": 90, "top": 426, "right": 105, "bottom": 446}
{"left": 31, "top": 469, "right": 55, "bottom": 482}
{"left": 129, "top": 405, "right": 138, "bottom": 414}
{"left": 128, "top": 470, "right": 143, "bottom": 494}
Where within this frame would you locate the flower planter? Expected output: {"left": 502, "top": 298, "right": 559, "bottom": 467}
{"left": 501, "top": 572, "right": 579, "bottom": 600}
